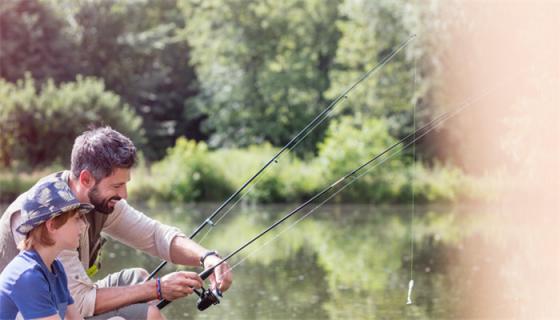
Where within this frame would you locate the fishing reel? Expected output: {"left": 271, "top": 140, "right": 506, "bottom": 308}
{"left": 195, "top": 287, "right": 222, "bottom": 311}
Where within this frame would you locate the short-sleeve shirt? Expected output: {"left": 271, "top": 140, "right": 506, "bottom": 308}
{"left": 0, "top": 249, "right": 74, "bottom": 319}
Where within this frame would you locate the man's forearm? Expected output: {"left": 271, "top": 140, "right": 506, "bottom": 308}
{"left": 169, "top": 236, "right": 209, "bottom": 266}
{"left": 94, "top": 280, "right": 156, "bottom": 315}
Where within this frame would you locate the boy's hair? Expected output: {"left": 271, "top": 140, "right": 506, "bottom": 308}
{"left": 18, "top": 210, "right": 79, "bottom": 250}
{"left": 70, "top": 127, "right": 137, "bottom": 181}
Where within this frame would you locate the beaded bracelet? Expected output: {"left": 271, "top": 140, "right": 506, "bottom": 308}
{"left": 156, "top": 277, "right": 163, "bottom": 300}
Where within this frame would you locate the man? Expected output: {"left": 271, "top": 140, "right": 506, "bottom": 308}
{"left": 0, "top": 127, "right": 232, "bottom": 319}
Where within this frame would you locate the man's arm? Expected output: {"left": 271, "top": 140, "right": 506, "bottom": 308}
{"left": 103, "top": 200, "right": 233, "bottom": 292}
{"left": 94, "top": 280, "right": 156, "bottom": 314}
{"left": 169, "top": 236, "right": 233, "bottom": 292}
{"left": 94, "top": 272, "right": 203, "bottom": 315}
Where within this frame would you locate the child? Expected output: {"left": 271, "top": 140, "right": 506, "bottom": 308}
{"left": 0, "top": 180, "right": 93, "bottom": 319}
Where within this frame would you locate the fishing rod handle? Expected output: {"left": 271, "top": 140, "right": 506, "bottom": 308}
{"left": 157, "top": 299, "right": 171, "bottom": 309}
{"left": 200, "top": 267, "right": 215, "bottom": 280}
{"left": 156, "top": 287, "right": 203, "bottom": 310}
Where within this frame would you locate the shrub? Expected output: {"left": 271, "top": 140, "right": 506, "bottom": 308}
{"left": 131, "top": 138, "right": 233, "bottom": 202}
{"left": 0, "top": 75, "right": 144, "bottom": 169}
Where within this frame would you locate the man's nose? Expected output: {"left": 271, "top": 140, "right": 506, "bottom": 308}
{"left": 118, "top": 186, "right": 128, "bottom": 200}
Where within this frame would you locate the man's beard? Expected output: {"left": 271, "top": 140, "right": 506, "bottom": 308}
{"left": 88, "top": 185, "right": 121, "bottom": 214}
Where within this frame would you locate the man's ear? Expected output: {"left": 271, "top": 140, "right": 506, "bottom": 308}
{"left": 78, "top": 170, "right": 96, "bottom": 188}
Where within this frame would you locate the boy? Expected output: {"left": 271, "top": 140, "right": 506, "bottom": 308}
{"left": 0, "top": 180, "right": 93, "bottom": 319}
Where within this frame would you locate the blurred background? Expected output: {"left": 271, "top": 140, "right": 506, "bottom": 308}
{"left": 1, "top": 0, "right": 558, "bottom": 319}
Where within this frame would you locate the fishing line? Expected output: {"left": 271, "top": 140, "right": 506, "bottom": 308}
{"left": 407, "top": 55, "right": 417, "bottom": 305}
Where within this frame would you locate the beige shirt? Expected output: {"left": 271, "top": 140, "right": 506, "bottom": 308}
{"left": 10, "top": 199, "right": 185, "bottom": 317}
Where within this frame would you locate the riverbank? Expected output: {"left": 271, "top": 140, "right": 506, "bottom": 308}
{"left": 0, "top": 140, "right": 497, "bottom": 205}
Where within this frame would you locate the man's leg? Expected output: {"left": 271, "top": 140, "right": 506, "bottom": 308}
{"left": 85, "top": 268, "right": 164, "bottom": 320}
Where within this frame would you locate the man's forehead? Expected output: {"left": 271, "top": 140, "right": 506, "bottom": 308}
{"left": 101, "top": 168, "right": 131, "bottom": 184}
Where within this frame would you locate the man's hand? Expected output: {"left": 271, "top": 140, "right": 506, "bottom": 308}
{"left": 203, "top": 255, "right": 232, "bottom": 292}
{"left": 160, "top": 271, "right": 203, "bottom": 301}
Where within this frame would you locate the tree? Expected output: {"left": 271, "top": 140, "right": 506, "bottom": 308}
{"left": 72, "top": 0, "right": 201, "bottom": 160}
{"left": 328, "top": 0, "right": 453, "bottom": 161}
{"left": 3, "top": 0, "right": 202, "bottom": 160}
{"left": 0, "top": 0, "right": 77, "bottom": 83}
{"left": 0, "top": 75, "right": 144, "bottom": 168}
{"left": 179, "top": 0, "right": 342, "bottom": 150}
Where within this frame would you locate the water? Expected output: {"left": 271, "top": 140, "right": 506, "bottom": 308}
{"left": 94, "top": 202, "right": 483, "bottom": 319}
{"left": 1, "top": 201, "right": 520, "bottom": 319}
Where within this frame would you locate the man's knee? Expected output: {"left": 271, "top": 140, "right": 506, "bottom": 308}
{"left": 147, "top": 305, "right": 165, "bottom": 320}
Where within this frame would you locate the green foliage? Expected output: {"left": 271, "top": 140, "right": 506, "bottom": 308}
{"left": 0, "top": 172, "right": 38, "bottom": 203}
{"left": 328, "top": 0, "right": 451, "bottom": 159}
{"left": 0, "top": 165, "right": 63, "bottom": 202}
{"left": 129, "top": 139, "right": 326, "bottom": 204}
{"left": 315, "top": 116, "right": 405, "bottom": 202}
{"left": 318, "top": 116, "right": 402, "bottom": 177}
{"left": 210, "top": 145, "right": 326, "bottom": 203}
{"left": 129, "top": 135, "right": 466, "bottom": 204}
{"left": 130, "top": 138, "right": 233, "bottom": 202}
{"left": 0, "top": 0, "right": 77, "bottom": 83}
{"left": 179, "top": 0, "right": 341, "bottom": 149}
{"left": 0, "top": 0, "right": 483, "bottom": 205}
{"left": 2, "top": 0, "right": 201, "bottom": 161}
{"left": 0, "top": 75, "right": 144, "bottom": 169}
{"left": 71, "top": 0, "right": 202, "bottom": 160}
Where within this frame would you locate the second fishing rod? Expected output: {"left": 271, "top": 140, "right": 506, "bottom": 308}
{"left": 156, "top": 93, "right": 467, "bottom": 311}
{"left": 145, "top": 33, "right": 417, "bottom": 281}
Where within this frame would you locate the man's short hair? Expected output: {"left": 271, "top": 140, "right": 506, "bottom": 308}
{"left": 71, "top": 127, "right": 137, "bottom": 181}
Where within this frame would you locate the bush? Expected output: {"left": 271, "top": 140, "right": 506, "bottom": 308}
{"left": 129, "top": 138, "right": 233, "bottom": 203}
{"left": 0, "top": 75, "right": 144, "bottom": 169}
{"left": 128, "top": 126, "right": 468, "bottom": 204}
{"left": 129, "top": 140, "right": 327, "bottom": 204}
{"left": 0, "top": 165, "right": 64, "bottom": 202}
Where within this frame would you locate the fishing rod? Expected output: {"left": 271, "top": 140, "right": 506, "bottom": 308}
{"left": 145, "top": 34, "right": 417, "bottom": 281}
{"left": 157, "top": 94, "right": 471, "bottom": 311}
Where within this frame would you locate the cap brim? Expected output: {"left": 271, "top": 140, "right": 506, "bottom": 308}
{"left": 16, "top": 203, "right": 94, "bottom": 235}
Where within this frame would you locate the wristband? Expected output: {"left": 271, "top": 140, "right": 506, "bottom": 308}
{"left": 200, "top": 250, "right": 219, "bottom": 267}
{"left": 156, "top": 277, "right": 162, "bottom": 300}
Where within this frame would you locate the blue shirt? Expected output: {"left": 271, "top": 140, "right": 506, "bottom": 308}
{"left": 0, "top": 250, "right": 74, "bottom": 319}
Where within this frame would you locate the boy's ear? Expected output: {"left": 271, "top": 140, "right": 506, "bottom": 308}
{"left": 44, "top": 219, "right": 57, "bottom": 233}
{"left": 78, "top": 170, "right": 96, "bottom": 188}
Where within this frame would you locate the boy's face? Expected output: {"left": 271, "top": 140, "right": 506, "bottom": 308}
{"left": 52, "top": 213, "right": 87, "bottom": 250}
{"left": 87, "top": 168, "right": 131, "bottom": 214}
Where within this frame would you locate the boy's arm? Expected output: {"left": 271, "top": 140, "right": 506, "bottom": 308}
{"left": 34, "top": 315, "right": 62, "bottom": 320}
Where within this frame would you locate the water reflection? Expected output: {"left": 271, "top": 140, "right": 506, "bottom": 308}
{"left": 93, "top": 203, "right": 472, "bottom": 319}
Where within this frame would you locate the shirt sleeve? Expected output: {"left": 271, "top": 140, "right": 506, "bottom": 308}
{"left": 58, "top": 250, "right": 96, "bottom": 317}
{"left": 12, "top": 268, "right": 58, "bottom": 319}
{"left": 102, "top": 200, "right": 186, "bottom": 262}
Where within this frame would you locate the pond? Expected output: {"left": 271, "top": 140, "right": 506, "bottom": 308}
{"left": 1, "top": 201, "right": 526, "bottom": 319}
{"left": 89, "top": 202, "right": 507, "bottom": 320}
